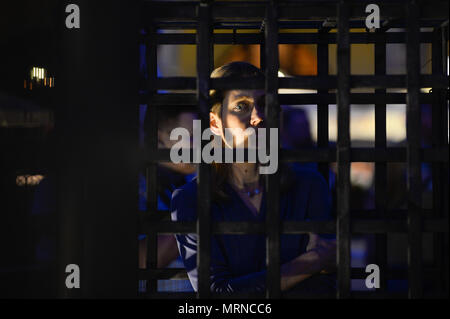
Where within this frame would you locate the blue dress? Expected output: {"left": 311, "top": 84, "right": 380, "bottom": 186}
{"left": 171, "top": 166, "right": 336, "bottom": 293}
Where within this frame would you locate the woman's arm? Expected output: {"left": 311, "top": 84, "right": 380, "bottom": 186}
{"left": 138, "top": 235, "right": 180, "bottom": 269}
{"left": 281, "top": 233, "right": 336, "bottom": 291}
{"left": 174, "top": 231, "right": 335, "bottom": 293}
{"left": 280, "top": 249, "right": 322, "bottom": 291}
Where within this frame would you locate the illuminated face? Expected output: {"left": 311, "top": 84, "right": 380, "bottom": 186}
{"left": 210, "top": 89, "right": 265, "bottom": 148}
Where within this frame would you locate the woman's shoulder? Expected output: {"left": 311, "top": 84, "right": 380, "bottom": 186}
{"left": 170, "top": 178, "right": 198, "bottom": 221}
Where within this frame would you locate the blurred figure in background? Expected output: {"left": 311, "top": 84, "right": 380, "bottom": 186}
{"left": 138, "top": 106, "right": 197, "bottom": 292}
{"left": 281, "top": 106, "right": 319, "bottom": 172}
{"left": 281, "top": 106, "right": 315, "bottom": 150}
{"left": 386, "top": 103, "right": 434, "bottom": 211}
{"left": 281, "top": 105, "right": 336, "bottom": 201}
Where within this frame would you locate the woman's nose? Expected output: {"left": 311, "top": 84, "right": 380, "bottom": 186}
{"left": 250, "top": 107, "right": 264, "bottom": 127}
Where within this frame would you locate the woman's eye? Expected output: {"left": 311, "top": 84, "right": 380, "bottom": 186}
{"left": 233, "top": 102, "right": 249, "bottom": 112}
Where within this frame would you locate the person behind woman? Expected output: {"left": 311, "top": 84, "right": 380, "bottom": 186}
{"left": 171, "top": 61, "right": 336, "bottom": 294}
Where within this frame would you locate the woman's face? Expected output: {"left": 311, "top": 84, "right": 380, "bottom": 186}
{"left": 210, "top": 89, "right": 265, "bottom": 148}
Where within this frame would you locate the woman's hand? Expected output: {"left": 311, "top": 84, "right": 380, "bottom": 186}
{"left": 306, "top": 233, "right": 337, "bottom": 274}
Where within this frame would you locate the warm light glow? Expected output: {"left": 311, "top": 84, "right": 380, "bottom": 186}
{"left": 277, "top": 70, "right": 317, "bottom": 94}
{"left": 16, "top": 175, "right": 45, "bottom": 186}
{"left": 31, "top": 67, "right": 46, "bottom": 80}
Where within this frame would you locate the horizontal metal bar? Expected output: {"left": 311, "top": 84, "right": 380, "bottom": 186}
{"left": 138, "top": 268, "right": 188, "bottom": 280}
{"left": 143, "top": 221, "right": 196, "bottom": 233}
{"left": 282, "top": 221, "right": 336, "bottom": 234}
{"left": 350, "top": 209, "right": 433, "bottom": 218}
{"left": 349, "top": 147, "right": 449, "bottom": 163}
{"left": 148, "top": 93, "right": 197, "bottom": 106}
{"left": 154, "top": 19, "right": 444, "bottom": 31}
{"left": 349, "top": 75, "right": 448, "bottom": 89}
{"left": 155, "top": 32, "right": 436, "bottom": 45}
{"left": 138, "top": 292, "right": 197, "bottom": 299}
{"left": 278, "top": 93, "right": 438, "bottom": 105}
{"left": 145, "top": 92, "right": 441, "bottom": 106}
{"left": 353, "top": 218, "right": 447, "bottom": 234}
{"left": 140, "top": 219, "right": 448, "bottom": 234}
{"left": 138, "top": 209, "right": 436, "bottom": 221}
{"left": 144, "top": 147, "right": 449, "bottom": 163}
{"left": 352, "top": 220, "right": 407, "bottom": 233}
{"left": 137, "top": 266, "right": 443, "bottom": 281}
{"left": 154, "top": 76, "right": 449, "bottom": 90}
{"left": 156, "top": 77, "right": 197, "bottom": 90}
{"left": 143, "top": 1, "right": 449, "bottom": 22}
{"left": 213, "top": 222, "right": 265, "bottom": 234}
{"left": 137, "top": 289, "right": 440, "bottom": 299}
{"left": 139, "top": 210, "right": 171, "bottom": 222}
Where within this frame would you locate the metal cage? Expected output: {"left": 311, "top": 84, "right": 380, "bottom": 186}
{"left": 137, "top": 0, "right": 449, "bottom": 299}
{"left": 49, "top": 0, "right": 449, "bottom": 299}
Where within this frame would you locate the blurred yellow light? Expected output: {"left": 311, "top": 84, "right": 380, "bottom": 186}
{"left": 31, "top": 66, "right": 47, "bottom": 80}
{"left": 16, "top": 175, "right": 45, "bottom": 186}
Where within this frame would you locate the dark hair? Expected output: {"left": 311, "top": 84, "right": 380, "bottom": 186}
{"left": 209, "top": 62, "right": 295, "bottom": 203}
{"left": 210, "top": 61, "right": 264, "bottom": 118}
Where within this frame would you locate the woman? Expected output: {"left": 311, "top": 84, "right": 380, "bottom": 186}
{"left": 171, "top": 61, "right": 336, "bottom": 294}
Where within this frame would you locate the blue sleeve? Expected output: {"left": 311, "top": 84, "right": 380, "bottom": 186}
{"left": 171, "top": 187, "right": 266, "bottom": 293}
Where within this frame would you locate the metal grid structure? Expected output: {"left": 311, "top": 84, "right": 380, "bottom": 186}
{"left": 138, "top": 0, "right": 449, "bottom": 299}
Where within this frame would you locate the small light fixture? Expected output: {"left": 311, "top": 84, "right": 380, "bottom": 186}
{"left": 26, "top": 67, "right": 55, "bottom": 90}
{"left": 30, "top": 67, "right": 46, "bottom": 81}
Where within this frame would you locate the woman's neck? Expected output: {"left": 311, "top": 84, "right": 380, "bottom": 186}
{"left": 228, "top": 163, "right": 260, "bottom": 189}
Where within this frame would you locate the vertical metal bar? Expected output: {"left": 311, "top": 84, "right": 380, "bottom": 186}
{"left": 264, "top": 0, "right": 281, "bottom": 299}
{"left": 196, "top": 0, "right": 212, "bottom": 298}
{"left": 406, "top": 0, "right": 423, "bottom": 299}
{"left": 145, "top": 23, "right": 158, "bottom": 294}
{"left": 336, "top": 0, "right": 351, "bottom": 299}
{"left": 260, "top": 28, "right": 265, "bottom": 72}
{"left": 441, "top": 24, "right": 449, "bottom": 297}
{"left": 374, "top": 29, "right": 388, "bottom": 292}
{"left": 431, "top": 27, "right": 444, "bottom": 295}
{"left": 432, "top": 25, "right": 449, "bottom": 296}
{"left": 318, "top": 29, "right": 330, "bottom": 185}
{"left": 57, "top": 0, "right": 139, "bottom": 297}
{"left": 57, "top": 0, "right": 85, "bottom": 298}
